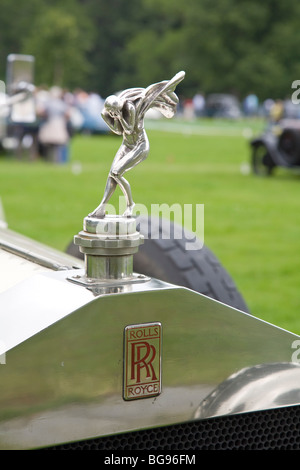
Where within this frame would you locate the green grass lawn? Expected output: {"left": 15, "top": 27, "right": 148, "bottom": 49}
{"left": 1, "top": 117, "right": 300, "bottom": 334}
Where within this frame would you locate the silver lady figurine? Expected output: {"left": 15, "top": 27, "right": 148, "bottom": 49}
{"left": 90, "top": 71, "right": 185, "bottom": 218}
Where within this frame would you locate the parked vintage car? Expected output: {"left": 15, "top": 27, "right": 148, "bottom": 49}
{"left": 1, "top": 58, "right": 300, "bottom": 451}
{"left": 205, "top": 93, "right": 241, "bottom": 119}
{"left": 250, "top": 119, "right": 300, "bottom": 176}
{"left": 2, "top": 210, "right": 300, "bottom": 451}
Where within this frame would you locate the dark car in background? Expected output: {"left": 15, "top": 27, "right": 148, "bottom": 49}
{"left": 250, "top": 119, "right": 300, "bottom": 176}
{"left": 205, "top": 93, "right": 241, "bottom": 119}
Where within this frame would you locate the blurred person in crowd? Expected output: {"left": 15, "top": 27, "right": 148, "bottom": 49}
{"left": 283, "top": 97, "right": 300, "bottom": 119}
{"left": 243, "top": 93, "right": 259, "bottom": 116}
{"left": 262, "top": 98, "right": 274, "bottom": 118}
{"left": 193, "top": 92, "right": 205, "bottom": 117}
{"left": 183, "top": 98, "right": 195, "bottom": 119}
{"left": 37, "top": 86, "right": 70, "bottom": 163}
{"left": 269, "top": 99, "right": 284, "bottom": 123}
{"left": 74, "top": 89, "right": 106, "bottom": 134}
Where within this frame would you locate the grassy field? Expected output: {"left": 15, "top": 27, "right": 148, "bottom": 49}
{"left": 1, "top": 117, "right": 300, "bottom": 335}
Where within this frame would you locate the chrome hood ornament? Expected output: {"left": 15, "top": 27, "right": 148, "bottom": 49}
{"left": 90, "top": 71, "right": 185, "bottom": 219}
{"left": 72, "top": 72, "right": 185, "bottom": 288}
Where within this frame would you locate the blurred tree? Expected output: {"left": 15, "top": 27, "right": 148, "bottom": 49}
{"left": 0, "top": 0, "right": 41, "bottom": 81}
{"left": 111, "top": 0, "right": 184, "bottom": 88}
{"left": 119, "top": 0, "right": 300, "bottom": 99}
{"left": 1, "top": 0, "right": 300, "bottom": 99}
{"left": 82, "top": 0, "right": 149, "bottom": 95}
{"left": 23, "top": 5, "right": 94, "bottom": 88}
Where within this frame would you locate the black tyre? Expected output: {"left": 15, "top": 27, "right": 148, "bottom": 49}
{"left": 66, "top": 216, "right": 249, "bottom": 313}
{"left": 134, "top": 217, "right": 249, "bottom": 313}
{"left": 278, "top": 128, "right": 300, "bottom": 166}
{"left": 252, "top": 142, "right": 275, "bottom": 176}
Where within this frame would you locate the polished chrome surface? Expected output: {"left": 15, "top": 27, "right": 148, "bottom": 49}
{"left": 0, "top": 250, "right": 50, "bottom": 295}
{"left": 73, "top": 215, "right": 144, "bottom": 284}
{"left": 84, "top": 215, "right": 137, "bottom": 235}
{"left": 85, "top": 253, "right": 133, "bottom": 280}
{"left": 90, "top": 71, "right": 185, "bottom": 218}
{"left": 0, "top": 227, "right": 83, "bottom": 271}
{"left": 0, "top": 270, "right": 299, "bottom": 449}
{"left": 194, "top": 362, "right": 300, "bottom": 419}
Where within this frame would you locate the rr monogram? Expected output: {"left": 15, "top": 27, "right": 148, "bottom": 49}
{"left": 123, "top": 323, "right": 162, "bottom": 401}
{"left": 130, "top": 341, "right": 157, "bottom": 383}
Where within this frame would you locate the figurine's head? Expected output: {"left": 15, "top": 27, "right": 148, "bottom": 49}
{"left": 105, "top": 95, "right": 123, "bottom": 117}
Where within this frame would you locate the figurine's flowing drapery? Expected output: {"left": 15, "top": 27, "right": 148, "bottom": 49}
{"left": 119, "top": 70, "right": 185, "bottom": 121}
{"left": 91, "top": 71, "right": 185, "bottom": 218}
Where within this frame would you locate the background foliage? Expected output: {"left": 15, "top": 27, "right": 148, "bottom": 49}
{"left": 1, "top": 0, "right": 300, "bottom": 99}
